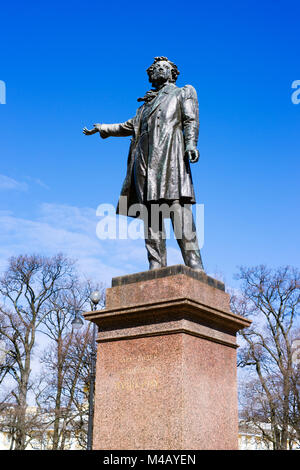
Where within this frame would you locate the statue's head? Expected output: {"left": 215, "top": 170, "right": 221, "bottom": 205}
{"left": 147, "top": 57, "right": 180, "bottom": 86}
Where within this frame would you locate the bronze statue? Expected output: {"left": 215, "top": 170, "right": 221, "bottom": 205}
{"left": 83, "top": 56, "right": 204, "bottom": 271}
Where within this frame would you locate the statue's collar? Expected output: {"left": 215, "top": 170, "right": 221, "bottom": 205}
{"left": 157, "top": 82, "right": 176, "bottom": 93}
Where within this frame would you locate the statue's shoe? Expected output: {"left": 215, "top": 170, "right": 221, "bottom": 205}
{"left": 187, "top": 262, "right": 205, "bottom": 272}
{"left": 149, "top": 261, "right": 163, "bottom": 270}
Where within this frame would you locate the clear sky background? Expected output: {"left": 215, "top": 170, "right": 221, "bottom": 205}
{"left": 0, "top": 0, "right": 299, "bottom": 289}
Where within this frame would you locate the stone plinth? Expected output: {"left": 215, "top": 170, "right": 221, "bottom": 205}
{"left": 84, "top": 265, "right": 251, "bottom": 450}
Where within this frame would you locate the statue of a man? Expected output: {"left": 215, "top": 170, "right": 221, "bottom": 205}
{"left": 83, "top": 56, "right": 204, "bottom": 271}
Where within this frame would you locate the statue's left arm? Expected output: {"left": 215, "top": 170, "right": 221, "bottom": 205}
{"left": 180, "top": 85, "right": 200, "bottom": 163}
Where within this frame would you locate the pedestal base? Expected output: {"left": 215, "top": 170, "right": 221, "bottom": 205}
{"left": 84, "top": 265, "right": 250, "bottom": 450}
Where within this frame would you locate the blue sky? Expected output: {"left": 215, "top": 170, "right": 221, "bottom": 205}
{"left": 0, "top": 0, "right": 299, "bottom": 288}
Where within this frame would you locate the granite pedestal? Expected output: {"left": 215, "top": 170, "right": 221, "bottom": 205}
{"left": 84, "top": 265, "right": 251, "bottom": 450}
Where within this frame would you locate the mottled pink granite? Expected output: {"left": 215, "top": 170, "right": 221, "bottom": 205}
{"left": 105, "top": 272, "right": 231, "bottom": 313}
{"left": 182, "top": 334, "right": 238, "bottom": 449}
{"left": 84, "top": 266, "right": 251, "bottom": 450}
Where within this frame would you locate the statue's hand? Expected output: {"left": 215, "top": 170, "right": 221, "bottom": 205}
{"left": 185, "top": 145, "right": 199, "bottom": 163}
{"left": 83, "top": 124, "right": 100, "bottom": 136}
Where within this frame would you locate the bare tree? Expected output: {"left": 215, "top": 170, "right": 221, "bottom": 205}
{"left": 0, "top": 254, "right": 76, "bottom": 449}
{"left": 289, "top": 327, "right": 300, "bottom": 444}
{"left": 37, "top": 282, "right": 105, "bottom": 449}
{"left": 232, "top": 265, "right": 300, "bottom": 449}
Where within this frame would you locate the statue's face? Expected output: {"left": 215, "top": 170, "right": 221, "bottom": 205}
{"left": 149, "top": 61, "right": 173, "bottom": 85}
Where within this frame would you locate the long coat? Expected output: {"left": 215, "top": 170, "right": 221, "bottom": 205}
{"left": 99, "top": 83, "right": 199, "bottom": 217}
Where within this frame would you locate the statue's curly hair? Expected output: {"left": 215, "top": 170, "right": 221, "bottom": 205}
{"left": 146, "top": 56, "right": 180, "bottom": 83}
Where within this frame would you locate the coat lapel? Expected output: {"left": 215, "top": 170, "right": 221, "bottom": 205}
{"left": 133, "top": 106, "right": 144, "bottom": 141}
{"left": 147, "top": 83, "right": 176, "bottom": 118}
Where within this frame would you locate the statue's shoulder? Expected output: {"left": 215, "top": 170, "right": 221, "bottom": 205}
{"left": 179, "top": 84, "right": 198, "bottom": 99}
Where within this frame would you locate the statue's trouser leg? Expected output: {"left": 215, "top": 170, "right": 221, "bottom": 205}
{"left": 143, "top": 207, "right": 167, "bottom": 269}
{"left": 143, "top": 201, "right": 203, "bottom": 271}
{"left": 170, "top": 201, "right": 204, "bottom": 271}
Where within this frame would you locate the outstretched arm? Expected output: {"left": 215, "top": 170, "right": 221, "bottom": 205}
{"left": 83, "top": 118, "right": 134, "bottom": 139}
{"left": 83, "top": 125, "right": 98, "bottom": 135}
